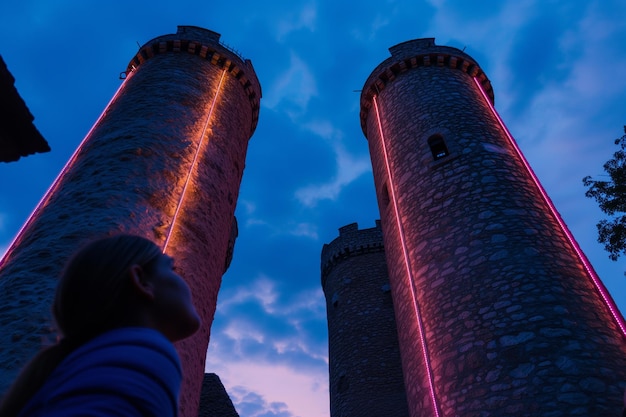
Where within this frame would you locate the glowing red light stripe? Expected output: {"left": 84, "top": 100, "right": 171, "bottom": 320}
{"left": 473, "top": 77, "right": 626, "bottom": 337}
{"left": 0, "top": 72, "right": 135, "bottom": 267}
{"left": 373, "top": 96, "right": 441, "bottom": 417}
{"left": 163, "top": 69, "right": 227, "bottom": 252}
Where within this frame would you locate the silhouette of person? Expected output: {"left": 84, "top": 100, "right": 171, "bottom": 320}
{"left": 0, "top": 234, "right": 201, "bottom": 417}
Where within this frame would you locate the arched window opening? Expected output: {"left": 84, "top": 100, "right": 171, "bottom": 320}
{"left": 428, "top": 134, "right": 449, "bottom": 160}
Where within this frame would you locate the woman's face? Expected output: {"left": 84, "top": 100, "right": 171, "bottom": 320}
{"left": 147, "top": 254, "right": 201, "bottom": 342}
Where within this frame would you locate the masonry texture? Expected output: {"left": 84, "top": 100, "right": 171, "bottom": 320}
{"left": 322, "top": 221, "right": 409, "bottom": 417}
{"left": 0, "top": 26, "right": 260, "bottom": 417}
{"left": 359, "top": 38, "right": 626, "bottom": 416}
{"left": 197, "top": 373, "right": 240, "bottom": 417}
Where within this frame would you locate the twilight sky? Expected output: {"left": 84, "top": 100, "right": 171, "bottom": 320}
{"left": 1, "top": 1, "right": 626, "bottom": 416}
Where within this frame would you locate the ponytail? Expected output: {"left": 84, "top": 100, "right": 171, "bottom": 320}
{"left": 0, "top": 339, "right": 77, "bottom": 417}
{"left": 0, "top": 234, "right": 162, "bottom": 416}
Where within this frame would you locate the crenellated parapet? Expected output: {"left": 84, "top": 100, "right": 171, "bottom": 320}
{"left": 321, "top": 221, "right": 385, "bottom": 286}
{"left": 321, "top": 222, "right": 409, "bottom": 417}
{"left": 359, "top": 37, "right": 626, "bottom": 417}
{"left": 359, "top": 38, "right": 493, "bottom": 137}
{"left": 125, "top": 26, "right": 261, "bottom": 136}
{"left": 0, "top": 26, "right": 259, "bottom": 417}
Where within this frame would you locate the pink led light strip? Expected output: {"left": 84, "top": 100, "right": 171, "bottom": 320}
{"left": 162, "top": 69, "right": 227, "bottom": 252}
{"left": 373, "top": 96, "right": 442, "bottom": 417}
{"left": 0, "top": 72, "right": 135, "bottom": 267}
{"left": 473, "top": 77, "right": 626, "bottom": 337}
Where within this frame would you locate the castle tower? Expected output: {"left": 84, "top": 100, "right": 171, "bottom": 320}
{"left": 321, "top": 222, "right": 409, "bottom": 417}
{"left": 0, "top": 26, "right": 260, "bottom": 416}
{"left": 359, "top": 38, "right": 626, "bottom": 416}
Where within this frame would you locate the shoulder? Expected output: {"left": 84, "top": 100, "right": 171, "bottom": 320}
{"left": 65, "top": 327, "right": 181, "bottom": 387}
{"left": 20, "top": 328, "right": 181, "bottom": 417}
{"left": 68, "top": 327, "right": 181, "bottom": 373}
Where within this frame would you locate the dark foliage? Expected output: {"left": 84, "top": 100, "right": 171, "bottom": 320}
{"left": 583, "top": 126, "right": 626, "bottom": 261}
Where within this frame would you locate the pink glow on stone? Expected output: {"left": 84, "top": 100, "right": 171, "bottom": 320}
{"left": 373, "top": 95, "right": 441, "bottom": 417}
{"left": 0, "top": 72, "right": 135, "bottom": 268}
{"left": 163, "top": 69, "right": 227, "bottom": 253}
{"left": 473, "top": 76, "right": 626, "bottom": 338}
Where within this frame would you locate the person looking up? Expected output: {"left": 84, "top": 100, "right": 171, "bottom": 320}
{"left": 0, "top": 234, "right": 201, "bottom": 417}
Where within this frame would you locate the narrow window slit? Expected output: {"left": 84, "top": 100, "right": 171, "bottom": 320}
{"left": 428, "top": 134, "right": 449, "bottom": 160}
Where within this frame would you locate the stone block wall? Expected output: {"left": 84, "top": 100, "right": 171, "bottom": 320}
{"left": 0, "top": 26, "right": 260, "bottom": 417}
{"left": 197, "top": 373, "right": 239, "bottom": 417}
{"left": 360, "top": 38, "right": 626, "bottom": 416}
{"left": 322, "top": 221, "right": 409, "bottom": 417}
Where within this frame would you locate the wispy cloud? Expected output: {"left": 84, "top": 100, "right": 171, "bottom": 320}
{"left": 296, "top": 142, "right": 371, "bottom": 207}
{"left": 238, "top": 207, "right": 319, "bottom": 240}
{"left": 229, "top": 387, "right": 293, "bottom": 417}
{"left": 284, "top": 287, "right": 326, "bottom": 319}
{"left": 205, "top": 356, "right": 329, "bottom": 417}
{"left": 290, "top": 223, "right": 319, "bottom": 239}
{"left": 302, "top": 120, "right": 337, "bottom": 140}
{"left": 275, "top": 2, "right": 317, "bottom": 41}
{"left": 262, "top": 52, "right": 318, "bottom": 118}
{"left": 219, "top": 275, "right": 278, "bottom": 313}
{"left": 292, "top": 120, "right": 371, "bottom": 207}
{"left": 238, "top": 200, "right": 270, "bottom": 228}
{"left": 218, "top": 276, "right": 326, "bottom": 319}
{"left": 271, "top": 333, "right": 328, "bottom": 364}
{"left": 561, "top": 2, "right": 626, "bottom": 97}
{"left": 279, "top": 222, "right": 320, "bottom": 240}
{"left": 506, "top": 0, "right": 626, "bottom": 180}
{"left": 212, "top": 314, "right": 328, "bottom": 366}
{"left": 207, "top": 281, "right": 329, "bottom": 417}
{"left": 425, "top": 0, "right": 537, "bottom": 109}
{"left": 350, "top": 12, "right": 392, "bottom": 41}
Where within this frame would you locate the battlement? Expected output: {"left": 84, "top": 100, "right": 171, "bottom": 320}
{"left": 124, "top": 26, "right": 262, "bottom": 136}
{"left": 321, "top": 221, "right": 385, "bottom": 286}
{"left": 321, "top": 221, "right": 408, "bottom": 417}
{"left": 388, "top": 38, "right": 476, "bottom": 62}
{"left": 359, "top": 37, "right": 494, "bottom": 137}
{"left": 355, "top": 35, "right": 626, "bottom": 416}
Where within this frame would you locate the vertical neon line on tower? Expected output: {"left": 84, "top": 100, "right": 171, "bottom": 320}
{"left": 162, "top": 69, "right": 227, "bottom": 252}
{"left": 473, "top": 77, "right": 626, "bottom": 338}
{"left": 373, "top": 96, "right": 442, "bottom": 417}
{"left": 0, "top": 72, "right": 135, "bottom": 267}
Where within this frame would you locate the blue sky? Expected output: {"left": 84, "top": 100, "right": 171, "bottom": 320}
{"left": 1, "top": 1, "right": 626, "bottom": 416}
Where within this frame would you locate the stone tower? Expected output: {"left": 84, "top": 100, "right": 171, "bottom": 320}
{"left": 0, "top": 26, "right": 260, "bottom": 416}
{"left": 321, "top": 221, "right": 409, "bottom": 417}
{"left": 359, "top": 38, "right": 626, "bottom": 416}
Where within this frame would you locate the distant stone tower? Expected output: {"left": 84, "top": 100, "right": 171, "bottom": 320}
{"left": 359, "top": 38, "right": 626, "bottom": 416}
{"left": 198, "top": 373, "right": 240, "bottom": 417}
{"left": 321, "top": 221, "right": 409, "bottom": 417}
{"left": 0, "top": 26, "right": 260, "bottom": 417}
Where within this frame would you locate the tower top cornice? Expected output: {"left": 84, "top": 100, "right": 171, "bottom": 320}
{"left": 124, "top": 26, "right": 262, "bottom": 136}
{"left": 321, "top": 221, "right": 385, "bottom": 287}
{"left": 359, "top": 38, "right": 494, "bottom": 138}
